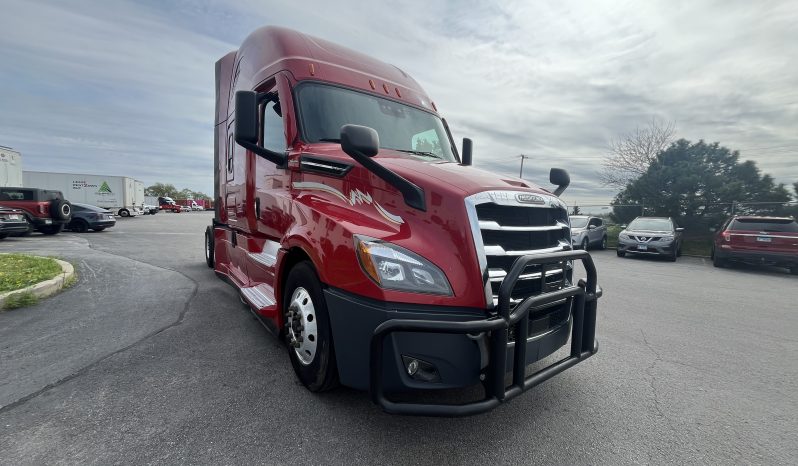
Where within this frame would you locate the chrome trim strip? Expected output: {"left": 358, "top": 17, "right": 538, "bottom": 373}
{"left": 478, "top": 220, "right": 569, "bottom": 232}
{"left": 484, "top": 243, "right": 569, "bottom": 256}
{"left": 729, "top": 233, "right": 798, "bottom": 239}
{"left": 465, "top": 194, "right": 494, "bottom": 308}
{"left": 488, "top": 268, "right": 566, "bottom": 283}
{"left": 466, "top": 190, "right": 567, "bottom": 209}
{"left": 300, "top": 160, "right": 348, "bottom": 172}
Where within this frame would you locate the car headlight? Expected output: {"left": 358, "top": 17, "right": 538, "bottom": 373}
{"left": 660, "top": 235, "right": 673, "bottom": 241}
{"left": 354, "top": 235, "right": 452, "bottom": 296}
{"left": 619, "top": 233, "right": 630, "bottom": 240}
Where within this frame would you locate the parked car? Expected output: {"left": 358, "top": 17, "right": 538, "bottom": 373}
{"left": 142, "top": 204, "right": 158, "bottom": 215}
{"left": 191, "top": 203, "right": 204, "bottom": 211}
{"left": 66, "top": 203, "right": 116, "bottom": 232}
{"left": 570, "top": 215, "right": 607, "bottom": 250}
{"left": 180, "top": 205, "right": 191, "bottom": 212}
{"left": 0, "top": 187, "right": 72, "bottom": 235}
{"left": 711, "top": 216, "right": 798, "bottom": 274}
{"left": 616, "top": 216, "right": 683, "bottom": 261}
{"left": 0, "top": 206, "right": 29, "bottom": 239}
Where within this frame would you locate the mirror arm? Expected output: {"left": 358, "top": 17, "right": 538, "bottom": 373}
{"left": 346, "top": 148, "right": 426, "bottom": 211}
{"left": 236, "top": 139, "right": 286, "bottom": 167}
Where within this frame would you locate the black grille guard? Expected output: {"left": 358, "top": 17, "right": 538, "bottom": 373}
{"left": 369, "top": 249, "right": 600, "bottom": 417}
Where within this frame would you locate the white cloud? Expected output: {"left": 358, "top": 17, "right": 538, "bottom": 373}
{"left": 0, "top": 0, "right": 796, "bottom": 203}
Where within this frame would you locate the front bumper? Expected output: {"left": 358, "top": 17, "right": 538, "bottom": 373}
{"left": 89, "top": 219, "right": 116, "bottom": 229}
{"left": 716, "top": 247, "right": 798, "bottom": 267}
{"left": 0, "top": 221, "right": 29, "bottom": 234}
{"left": 617, "top": 237, "right": 676, "bottom": 256}
{"left": 327, "top": 250, "right": 600, "bottom": 417}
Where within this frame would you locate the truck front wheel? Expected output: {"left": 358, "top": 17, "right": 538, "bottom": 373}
{"left": 283, "top": 261, "right": 339, "bottom": 392}
{"left": 119, "top": 209, "right": 130, "bottom": 217}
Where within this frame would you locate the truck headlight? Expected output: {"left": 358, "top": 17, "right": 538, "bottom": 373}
{"left": 354, "top": 235, "right": 452, "bottom": 296}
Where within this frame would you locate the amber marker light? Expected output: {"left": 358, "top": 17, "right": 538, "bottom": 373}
{"left": 369, "top": 79, "right": 376, "bottom": 90}
{"left": 356, "top": 239, "right": 381, "bottom": 285}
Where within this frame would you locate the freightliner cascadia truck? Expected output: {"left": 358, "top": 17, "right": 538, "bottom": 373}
{"left": 206, "top": 26, "right": 600, "bottom": 416}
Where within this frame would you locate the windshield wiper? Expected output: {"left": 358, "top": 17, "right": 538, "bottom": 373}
{"left": 394, "top": 149, "right": 443, "bottom": 159}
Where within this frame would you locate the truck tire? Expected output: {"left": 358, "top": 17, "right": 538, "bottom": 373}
{"left": 50, "top": 199, "right": 72, "bottom": 221}
{"left": 39, "top": 224, "right": 64, "bottom": 235}
{"left": 283, "top": 261, "right": 339, "bottom": 392}
{"left": 119, "top": 209, "right": 130, "bottom": 217}
{"left": 204, "top": 226, "right": 215, "bottom": 268}
{"left": 72, "top": 219, "right": 89, "bottom": 233}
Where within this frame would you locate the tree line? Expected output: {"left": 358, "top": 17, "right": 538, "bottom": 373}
{"left": 145, "top": 182, "right": 210, "bottom": 201}
{"left": 603, "top": 120, "right": 797, "bottom": 230}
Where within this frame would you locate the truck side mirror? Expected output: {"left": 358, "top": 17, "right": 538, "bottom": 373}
{"left": 461, "top": 138, "right": 472, "bottom": 166}
{"left": 234, "top": 91, "right": 258, "bottom": 144}
{"left": 549, "top": 168, "right": 570, "bottom": 196}
{"left": 341, "top": 124, "right": 379, "bottom": 157}
{"left": 233, "top": 90, "right": 285, "bottom": 166}
{"left": 339, "top": 124, "right": 426, "bottom": 211}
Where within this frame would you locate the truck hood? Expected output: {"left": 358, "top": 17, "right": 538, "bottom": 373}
{"left": 376, "top": 154, "right": 554, "bottom": 198}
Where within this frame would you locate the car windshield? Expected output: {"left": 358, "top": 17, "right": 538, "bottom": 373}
{"left": 628, "top": 218, "right": 672, "bottom": 231}
{"left": 570, "top": 217, "right": 589, "bottom": 228}
{"left": 296, "top": 83, "right": 456, "bottom": 162}
{"left": 731, "top": 219, "right": 798, "bottom": 233}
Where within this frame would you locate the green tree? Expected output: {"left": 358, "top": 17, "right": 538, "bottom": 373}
{"left": 612, "top": 139, "right": 791, "bottom": 227}
{"left": 145, "top": 183, "right": 178, "bottom": 197}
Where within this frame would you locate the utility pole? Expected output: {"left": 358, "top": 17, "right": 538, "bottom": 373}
{"left": 519, "top": 154, "right": 530, "bottom": 178}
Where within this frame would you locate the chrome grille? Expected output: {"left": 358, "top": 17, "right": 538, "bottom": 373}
{"left": 465, "top": 190, "right": 572, "bottom": 308}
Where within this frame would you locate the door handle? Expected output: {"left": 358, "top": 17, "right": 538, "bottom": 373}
{"left": 255, "top": 197, "right": 261, "bottom": 219}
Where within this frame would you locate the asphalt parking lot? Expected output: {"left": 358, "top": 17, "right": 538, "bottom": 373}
{"left": 1, "top": 211, "right": 797, "bottom": 464}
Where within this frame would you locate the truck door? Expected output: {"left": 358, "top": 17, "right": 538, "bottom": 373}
{"left": 247, "top": 76, "right": 294, "bottom": 291}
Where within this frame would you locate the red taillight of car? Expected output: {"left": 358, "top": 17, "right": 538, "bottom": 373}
{"left": 722, "top": 232, "right": 731, "bottom": 242}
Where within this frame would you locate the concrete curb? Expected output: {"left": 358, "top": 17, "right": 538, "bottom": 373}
{"left": 0, "top": 257, "right": 75, "bottom": 310}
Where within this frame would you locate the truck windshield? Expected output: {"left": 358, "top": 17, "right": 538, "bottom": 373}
{"left": 296, "top": 83, "right": 456, "bottom": 162}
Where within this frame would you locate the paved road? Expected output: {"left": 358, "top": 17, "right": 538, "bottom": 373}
{"left": 1, "top": 212, "right": 796, "bottom": 464}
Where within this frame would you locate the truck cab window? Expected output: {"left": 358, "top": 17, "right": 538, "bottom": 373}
{"left": 262, "top": 99, "right": 285, "bottom": 154}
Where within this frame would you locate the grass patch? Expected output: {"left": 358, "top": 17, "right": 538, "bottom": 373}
{"left": 3, "top": 291, "right": 39, "bottom": 310}
{"left": 681, "top": 238, "right": 712, "bottom": 256}
{"left": 0, "top": 254, "right": 63, "bottom": 293}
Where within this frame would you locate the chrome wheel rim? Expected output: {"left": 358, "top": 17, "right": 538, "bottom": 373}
{"left": 287, "top": 287, "right": 318, "bottom": 365}
{"left": 205, "top": 233, "right": 210, "bottom": 261}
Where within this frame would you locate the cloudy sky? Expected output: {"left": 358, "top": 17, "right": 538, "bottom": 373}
{"left": 1, "top": 0, "right": 796, "bottom": 204}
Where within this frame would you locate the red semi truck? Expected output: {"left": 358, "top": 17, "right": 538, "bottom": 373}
{"left": 206, "top": 26, "right": 600, "bottom": 416}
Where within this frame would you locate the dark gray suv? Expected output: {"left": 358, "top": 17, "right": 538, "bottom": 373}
{"left": 616, "top": 217, "right": 684, "bottom": 261}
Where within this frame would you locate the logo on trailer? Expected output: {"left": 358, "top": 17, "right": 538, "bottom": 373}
{"left": 98, "top": 181, "right": 113, "bottom": 194}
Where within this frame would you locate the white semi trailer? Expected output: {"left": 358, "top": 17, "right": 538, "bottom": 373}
{"left": 23, "top": 171, "right": 144, "bottom": 217}
{"left": 0, "top": 146, "right": 23, "bottom": 188}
